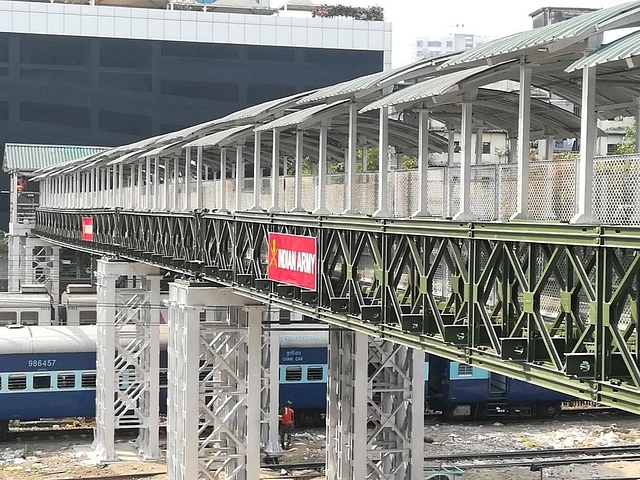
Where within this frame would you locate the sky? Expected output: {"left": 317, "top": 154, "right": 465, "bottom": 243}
{"left": 321, "top": 0, "right": 630, "bottom": 67}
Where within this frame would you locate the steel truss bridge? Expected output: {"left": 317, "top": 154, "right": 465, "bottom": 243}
{"left": 35, "top": 208, "right": 640, "bottom": 413}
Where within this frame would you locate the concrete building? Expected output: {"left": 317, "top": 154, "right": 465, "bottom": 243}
{"left": 0, "top": 0, "right": 391, "bottom": 228}
{"left": 414, "top": 28, "right": 493, "bottom": 61}
{"left": 530, "top": 6, "right": 598, "bottom": 28}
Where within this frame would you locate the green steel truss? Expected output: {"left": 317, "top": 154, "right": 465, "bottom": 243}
{"left": 35, "top": 209, "right": 640, "bottom": 412}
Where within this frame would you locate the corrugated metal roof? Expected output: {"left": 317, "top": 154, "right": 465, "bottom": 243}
{"left": 3, "top": 144, "right": 108, "bottom": 173}
{"left": 440, "top": 1, "right": 640, "bottom": 68}
{"left": 360, "top": 66, "right": 490, "bottom": 113}
{"left": 298, "top": 55, "right": 455, "bottom": 104}
{"left": 255, "top": 100, "right": 349, "bottom": 132}
{"left": 184, "top": 125, "right": 255, "bottom": 148}
{"left": 566, "top": 30, "right": 640, "bottom": 71}
{"left": 213, "top": 91, "right": 313, "bottom": 125}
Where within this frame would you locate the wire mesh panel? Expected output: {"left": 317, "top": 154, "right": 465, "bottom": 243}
{"left": 391, "top": 170, "right": 420, "bottom": 218}
{"left": 302, "top": 175, "right": 316, "bottom": 212}
{"left": 498, "top": 165, "right": 517, "bottom": 220}
{"left": 202, "top": 181, "right": 216, "bottom": 210}
{"left": 594, "top": 155, "right": 640, "bottom": 225}
{"left": 470, "top": 165, "right": 496, "bottom": 221}
{"left": 260, "top": 177, "right": 271, "bottom": 210}
{"left": 529, "top": 159, "right": 576, "bottom": 221}
{"left": 326, "top": 174, "right": 346, "bottom": 214}
{"left": 355, "top": 173, "right": 379, "bottom": 215}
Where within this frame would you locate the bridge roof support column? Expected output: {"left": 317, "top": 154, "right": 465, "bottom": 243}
{"left": 444, "top": 129, "right": 456, "bottom": 218}
{"left": 196, "top": 147, "right": 203, "bottom": 211}
{"left": 268, "top": 129, "right": 282, "bottom": 213}
{"left": 220, "top": 147, "right": 228, "bottom": 213}
{"left": 91, "top": 168, "right": 97, "bottom": 209}
{"left": 453, "top": 94, "right": 476, "bottom": 221}
{"left": 291, "top": 130, "right": 305, "bottom": 213}
{"left": 235, "top": 144, "right": 244, "bottom": 212}
{"left": 475, "top": 127, "right": 484, "bottom": 166}
{"left": 545, "top": 134, "right": 554, "bottom": 161}
{"left": 94, "top": 259, "right": 162, "bottom": 463}
{"left": 184, "top": 148, "right": 191, "bottom": 212}
{"left": 414, "top": 109, "right": 431, "bottom": 217}
{"left": 314, "top": 125, "right": 331, "bottom": 215}
{"left": 343, "top": 103, "right": 358, "bottom": 215}
{"left": 153, "top": 156, "right": 160, "bottom": 211}
{"left": 172, "top": 156, "right": 179, "bottom": 212}
{"left": 163, "top": 157, "right": 170, "bottom": 211}
{"left": 571, "top": 63, "right": 599, "bottom": 224}
{"left": 251, "top": 131, "right": 263, "bottom": 211}
{"left": 374, "top": 107, "right": 390, "bottom": 217}
{"left": 511, "top": 63, "right": 532, "bottom": 220}
{"left": 118, "top": 164, "right": 124, "bottom": 209}
{"left": 137, "top": 163, "right": 144, "bottom": 211}
{"left": 635, "top": 96, "right": 640, "bottom": 154}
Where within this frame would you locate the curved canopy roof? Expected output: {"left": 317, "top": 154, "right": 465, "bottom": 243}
{"left": 440, "top": 1, "right": 640, "bottom": 69}
{"left": 566, "top": 29, "right": 640, "bottom": 72}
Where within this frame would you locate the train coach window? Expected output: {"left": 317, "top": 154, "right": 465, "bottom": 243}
{"left": 33, "top": 373, "right": 51, "bottom": 389}
{"left": 457, "top": 364, "right": 473, "bottom": 377}
{"left": 8, "top": 374, "right": 26, "bottom": 390}
{"left": 285, "top": 366, "right": 302, "bottom": 382}
{"left": 79, "top": 311, "right": 97, "bottom": 325}
{"left": 20, "top": 311, "right": 38, "bottom": 325}
{"left": 0, "top": 311, "right": 17, "bottom": 325}
{"left": 307, "top": 366, "right": 324, "bottom": 381}
{"left": 57, "top": 373, "right": 76, "bottom": 389}
{"left": 81, "top": 372, "right": 96, "bottom": 388}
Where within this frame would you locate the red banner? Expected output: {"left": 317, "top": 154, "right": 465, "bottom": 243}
{"left": 267, "top": 233, "right": 317, "bottom": 291}
{"left": 81, "top": 217, "right": 93, "bottom": 241}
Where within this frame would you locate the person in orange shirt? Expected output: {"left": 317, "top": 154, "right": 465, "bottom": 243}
{"left": 279, "top": 400, "right": 295, "bottom": 450}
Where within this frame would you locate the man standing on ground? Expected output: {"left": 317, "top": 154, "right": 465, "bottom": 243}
{"left": 280, "top": 400, "right": 295, "bottom": 450}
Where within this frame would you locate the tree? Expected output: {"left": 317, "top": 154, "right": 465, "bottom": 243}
{"left": 617, "top": 121, "right": 636, "bottom": 154}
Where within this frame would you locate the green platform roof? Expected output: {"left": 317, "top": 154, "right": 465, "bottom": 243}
{"left": 566, "top": 29, "right": 640, "bottom": 71}
{"left": 3, "top": 143, "right": 109, "bottom": 174}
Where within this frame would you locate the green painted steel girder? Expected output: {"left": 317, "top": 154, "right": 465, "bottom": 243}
{"left": 33, "top": 208, "right": 640, "bottom": 415}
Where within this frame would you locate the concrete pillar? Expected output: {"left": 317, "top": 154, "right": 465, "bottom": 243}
{"left": 511, "top": 64, "right": 532, "bottom": 220}
{"left": 292, "top": 130, "right": 305, "bottom": 212}
{"left": 571, "top": 65, "right": 599, "bottom": 224}
{"left": 268, "top": 129, "right": 282, "bottom": 213}
{"left": 453, "top": 97, "right": 476, "bottom": 221}
{"left": 314, "top": 126, "right": 331, "bottom": 215}
{"left": 374, "top": 107, "right": 391, "bottom": 217}
{"left": 414, "top": 109, "right": 430, "bottom": 217}
{"left": 343, "top": 103, "right": 358, "bottom": 214}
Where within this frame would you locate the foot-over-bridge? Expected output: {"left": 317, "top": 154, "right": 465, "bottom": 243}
{"left": 21, "top": 3, "right": 640, "bottom": 478}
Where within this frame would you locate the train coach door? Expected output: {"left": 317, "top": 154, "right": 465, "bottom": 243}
{"left": 487, "top": 373, "right": 508, "bottom": 415}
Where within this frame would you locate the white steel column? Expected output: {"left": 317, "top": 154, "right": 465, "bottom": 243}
{"left": 92, "top": 168, "right": 98, "bottom": 208}
{"left": 475, "top": 127, "right": 484, "bottom": 165}
{"left": 635, "top": 97, "right": 640, "bottom": 154}
{"left": 292, "top": 130, "right": 305, "bottom": 212}
{"left": 314, "top": 125, "right": 331, "bottom": 215}
{"left": 343, "top": 103, "right": 358, "bottom": 214}
{"left": 374, "top": 107, "right": 390, "bottom": 217}
{"left": 220, "top": 147, "right": 228, "bottom": 212}
{"left": 444, "top": 129, "right": 456, "bottom": 217}
{"left": 172, "top": 156, "right": 178, "bottom": 211}
{"left": 196, "top": 146, "right": 203, "bottom": 210}
{"left": 153, "top": 156, "right": 160, "bottom": 211}
{"left": 261, "top": 310, "right": 280, "bottom": 454}
{"left": 94, "top": 260, "right": 162, "bottom": 462}
{"left": 414, "top": 109, "right": 430, "bottom": 217}
{"left": 327, "top": 332, "right": 425, "bottom": 480}
{"left": 167, "top": 282, "right": 262, "bottom": 480}
{"left": 164, "top": 157, "right": 170, "bottom": 211}
{"left": 511, "top": 64, "right": 532, "bottom": 220}
{"left": 118, "top": 164, "right": 124, "bottom": 209}
{"left": 130, "top": 165, "right": 136, "bottom": 210}
{"left": 571, "top": 65, "right": 599, "bottom": 224}
{"left": 235, "top": 144, "right": 244, "bottom": 211}
{"left": 453, "top": 96, "right": 476, "bottom": 221}
{"left": 545, "top": 134, "right": 555, "bottom": 161}
{"left": 184, "top": 148, "right": 191, "bottom": 212}
{"left": 137, "top": 162, "right": 143, "bottom": 210}
{"left": 268, "top": 129, "right": 282, "bottom": 213}
{"left": 251, "top": 131, "right": 262, "bottom": 211}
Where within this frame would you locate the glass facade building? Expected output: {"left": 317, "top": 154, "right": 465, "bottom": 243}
{"left": 0, "top": 20, "right": 386, "bottom": 227}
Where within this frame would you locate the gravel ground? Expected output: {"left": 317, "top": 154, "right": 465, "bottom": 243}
{"left": 4, "top": 413, "right": 640, "bottom": 479}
